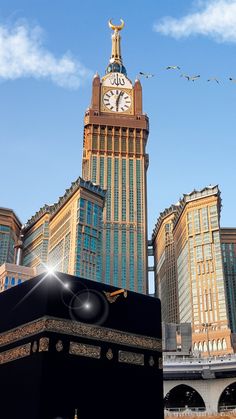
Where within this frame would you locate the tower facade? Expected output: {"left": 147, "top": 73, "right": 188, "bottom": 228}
{"left": 173, "top": 186, "right": 232, "bottom": 355}
{"left": 22, "top": 178, "right": 105, "bottom": 282}
{"left": 152, "top": 206, "right": 179, "bottom": 324}
{"left": 82, "top": 21, "right": 149, "bottom": 293}
{"left": 152, "top": 186, "right": 233, "bottom": 356}
{"left": 221, "top": 228, "right": 236, "bottom": 333}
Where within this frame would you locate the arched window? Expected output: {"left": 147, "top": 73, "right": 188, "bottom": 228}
{"left": 164, "top": 384, "right": 206, "bottom": 411}
{"left": 222, "top": 338, "right": 227, "bottom": 350}
{"left": 208, "top": 341, "right": 212, "bottom": 351}
{"left": 213, "top": 340, "right": 217, "bottom": 351}
{"left": 218, "top": 382, "right": 236, "bottom": 412}
{"left": 218, "top": 339, "right": 222, "bottom": 350}
{"left": 203, "top": 341, "right": 208, "bottom": 352}
{"left": 199, "top": 342, "right": 203, "bottom": 351}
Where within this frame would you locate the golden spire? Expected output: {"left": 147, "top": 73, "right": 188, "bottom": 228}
{"left": 74, "top": 408, "right": 78, "bottom": 419}
{"left": 108, "top": 19, "right": 124, "bottom": 65}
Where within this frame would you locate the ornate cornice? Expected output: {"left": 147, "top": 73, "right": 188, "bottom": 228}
{"left": 152, "top": 205, "right": 178, "bottom": 241}
{"left": 0, "top": 316, "right": 162, "bottom": 352}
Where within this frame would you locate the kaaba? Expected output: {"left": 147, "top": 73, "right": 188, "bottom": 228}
{"left": 0, "top": 272, "right": 163, "bottom": 419}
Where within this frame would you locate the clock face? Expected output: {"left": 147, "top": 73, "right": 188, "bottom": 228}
{"left": 103, "top": 89, "right": 131, "bottom": 113}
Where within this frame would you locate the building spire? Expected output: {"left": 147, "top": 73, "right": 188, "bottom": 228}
{"left": 106, "top": 19, "right": 127, "bottom": 75}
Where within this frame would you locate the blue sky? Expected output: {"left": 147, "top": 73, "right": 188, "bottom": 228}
{"left": 1, "top": 0, "right": 236, "bottom": 236}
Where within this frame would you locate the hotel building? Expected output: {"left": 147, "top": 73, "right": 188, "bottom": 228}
{"left": 153, "top": 186, "right": 233, "bottom": 356}
{"left": 22, "top": 177, "right": 105, "bottom": 281}
{"left": 152, "top": 205, "right": 179, "bottom": 324}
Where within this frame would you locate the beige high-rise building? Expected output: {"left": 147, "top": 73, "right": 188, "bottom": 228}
{"left": 22, "top": 210, "right": 50, "bottom": 268}
{"left": 153, "top": 186, "right": 233, "bottom": 356}
{"left": 152, "top": 205, "right": 179, "bottom": 324}
{"left": 22, "top": 177, "right": 105, "bottom": 281}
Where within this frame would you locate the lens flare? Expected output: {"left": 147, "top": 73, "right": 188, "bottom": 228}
{"left": 69, "top": 289, "right": 109, "bottom": 325}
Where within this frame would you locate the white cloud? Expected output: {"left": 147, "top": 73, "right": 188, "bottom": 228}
{"left": 154, "top": 0, "right": 236, "bottom": 43}
{"left": 0, "top": 22, "right": 92, "bottom": 88}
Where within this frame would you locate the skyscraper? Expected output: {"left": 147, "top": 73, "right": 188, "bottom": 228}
{"left": 152, "top": 205, "right": 179, "bottom": 324}
{"left": 0, "top": 207, "right": 21, "bottom": 265}
{"left": 82, "top": 20, "right": 149, "bottom": 293}
{"left": 22, "top": 178, "right": 105, "bottom": 281}
{"left": 153, "top": 186, "right": 233, "bottom": 356}
{"left": 221, "top": 228, "right": 236, "bottom": 333}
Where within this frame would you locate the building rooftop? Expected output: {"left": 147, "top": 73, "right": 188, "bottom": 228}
{"left": 0, "top": 263, "right": 36, "bottom": 276}
{"left": 152, "top": 185, "right": 221, "bottom": 240}
{"left": 0, "top": 207, "right": 22, "bottom": 228}
{"left": 182, "top": 184, "right": 220, "bottom": 203}
{"left": 23, "top": 177, "right": 106, "bottom": 231}
{"left": 152, "top": 204, "right": 178, "bottom": 241}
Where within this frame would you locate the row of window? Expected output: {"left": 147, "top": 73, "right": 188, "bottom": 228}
{"left": 4, "top": 276, "right": 22, "bottom": 286}
{"left": 193, "top": 338, "right": 227, "bottom": 353}
{"left": 91, "top": 126, "right": 142, "bottom": 136}
{"left": 0, "top": 225, "right": 10, "bottom": 232}
{"left": 187, "top": 205, "right": 219, "bottom": 235}
{"left": 91, "top": 135, "right": 144, "bottom": 154}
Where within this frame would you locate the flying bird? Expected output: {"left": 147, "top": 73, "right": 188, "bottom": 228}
{"left": 166, "top": 65, "right": 180, "bottom": 70}
{"left": 181, "top": 74, "right": 200, "bottom": 81}
{"left": 207, "top": 77, "right": 220, "bottom": 84}
{"left": 229, "top": 77, "right": 236, "bottom": 83}
{"left": 139, "top": 72, "right": 155, "bottom": 78}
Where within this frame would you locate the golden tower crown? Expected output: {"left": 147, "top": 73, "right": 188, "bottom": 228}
{"left": 106, "top": 19, "right": 127, "bottom": 75}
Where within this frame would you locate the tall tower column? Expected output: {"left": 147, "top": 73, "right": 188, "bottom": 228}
{"left": 82, "top": 20, "right": 149, "bottom": 293}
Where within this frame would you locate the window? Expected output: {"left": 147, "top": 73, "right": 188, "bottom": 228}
{"left": 194, "top": 210, "right": 201, "bottom": 233}
{"left": 204, "top": 244, "right": 212, "bottom": 260}
{"left": 201, "top": 207, "right": 209, "bottom": 231}
{"left": 210, "top": 205, "right": 218, "bottom": 229}
{"left": 165, "top": 223, "right": 170, "bottom": 232}
{"left": 196, "top": 246, "right": 203, "bottom": 261}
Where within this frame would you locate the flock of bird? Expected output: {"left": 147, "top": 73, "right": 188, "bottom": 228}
{"left": 138, "top": 66, "right": 236, "bottom": 84}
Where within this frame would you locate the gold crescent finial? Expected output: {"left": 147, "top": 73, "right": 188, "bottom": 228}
{"left": 108, "top": 19, "right": 124, "bottom": 31}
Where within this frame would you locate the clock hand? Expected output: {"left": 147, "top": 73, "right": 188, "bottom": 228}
{"left": 115, "top": 93, "right": 120, "bottom": 111}
{"left": 116, "top": 92, "right": 122, "bottom": 111}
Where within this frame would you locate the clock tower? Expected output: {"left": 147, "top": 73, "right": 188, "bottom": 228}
{"left": 82, "top": 20, "right": 149, "bottom": 293}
